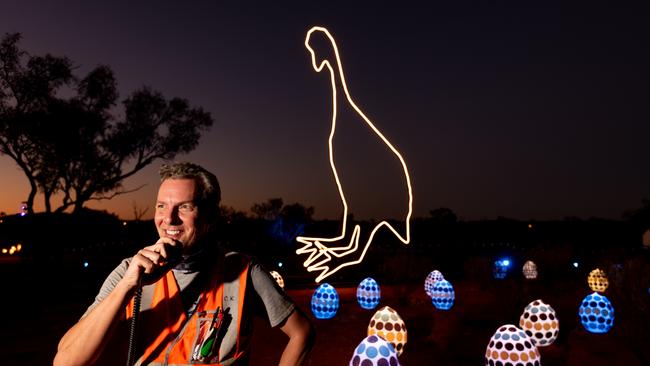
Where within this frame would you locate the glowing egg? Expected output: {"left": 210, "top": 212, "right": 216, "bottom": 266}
{"left": 579, "top": 292, "right": 614, "bottom": 333}
{"left": 587, "top": 268, "right": 609, "bottom": 293}
{"left": 493, "top": 259, "right": 510, "bottom": 279}
{"left": 357, "top": 277, "right": 381, "bottom": 310}
{"left": 269, "top": 270, "right": 285, "bottom": 289}
{"left": 485, "top": 324, "right": 541, "bottom": 365}
{"left": 349, "top": 335, "right": 400, "bottom": 366}
{"left": 519, "top": 299, "right": 559, "bottom": 346}
{"left": 430, "top": 279, "right": 455, "bottom": 310}
{"left": 522, "top": 260, "right": 538, "bottom": 280}
{"left": 424, "top": 270, "right": 444, "bottom": 298}
{"left": 311, "top": 283, "right": 339, "bottom": 319}
{"left": 368, "top": 306, "right": 407, "bottom": 356}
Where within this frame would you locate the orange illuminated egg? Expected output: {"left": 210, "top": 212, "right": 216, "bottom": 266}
{"left": 269, "top": 270, "right": 285, "bottom": 289}
{"left": 588, "top": 268, "right": 609, "bottom": 292}
{"left": 367, "top": 306, "right": 407, "bottom": 356}
{"left": 519, "top": 299, "right": 559, "bottom": 347}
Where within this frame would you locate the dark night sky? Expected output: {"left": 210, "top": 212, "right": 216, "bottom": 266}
{"left": 1, "top": 1, "right": 649, "bottom": 220}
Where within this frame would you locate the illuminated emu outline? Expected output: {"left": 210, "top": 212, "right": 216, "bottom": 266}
{"left": 296, "top": 26, "right": 414, "bottom": 282}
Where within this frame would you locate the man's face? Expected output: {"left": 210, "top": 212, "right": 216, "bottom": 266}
{"left": 155, "top": 178, "right": 209, "bottom": 253}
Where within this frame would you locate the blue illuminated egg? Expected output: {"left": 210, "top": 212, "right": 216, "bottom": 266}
{"left": 430, "top": 279, "right": 455, "bottom": 310}
{"left": 424, "top": 270, "right": 444, "bottom": 298}
{"left": 579, "top": 292, "right": 614, "bottom": 333}
{"left": 311, "top": 283, "right": 339, "bottom": 319}
{"left": 349, "top": 335, "right": 401, "bottom": 366}
{"left": 493, "top": 259, "right": 510, "bottom": 279}
{"left": 357, "top": 277, "right": 381, "bottom": 310}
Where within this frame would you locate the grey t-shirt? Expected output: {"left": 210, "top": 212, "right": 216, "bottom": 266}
{"left": 85, "top": 250, "right": 295, "bottom": 364}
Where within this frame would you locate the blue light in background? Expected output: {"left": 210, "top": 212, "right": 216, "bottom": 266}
{"left": 502, "top": 259, "right": 510, "bottom": 267}
{"left": 278, "top": 262, "right": 283, "bottom": 268}
{"left": 83, "top": 261, "right": 89, "bottom": 268}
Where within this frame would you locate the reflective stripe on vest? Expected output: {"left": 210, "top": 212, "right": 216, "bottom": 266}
{"left": 126, "top": 254, "right": 249, "bottom": 366}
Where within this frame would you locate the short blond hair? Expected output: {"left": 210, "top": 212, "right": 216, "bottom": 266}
{"left": 159, "top": 162, "right": 220, "bottom": 219}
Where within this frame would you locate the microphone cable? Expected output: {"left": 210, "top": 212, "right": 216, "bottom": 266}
{"left": 126, "top": 279, "right": 143, "bottom": 366}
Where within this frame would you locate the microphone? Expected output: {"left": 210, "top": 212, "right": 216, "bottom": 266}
{"left": 143, "top": 241, "right": 184, "bottom": 282}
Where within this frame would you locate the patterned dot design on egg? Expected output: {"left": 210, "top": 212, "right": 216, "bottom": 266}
{"left": 357, "top": 277, "right": 381, "bottom": 310}
{"left": 485, "top": 324, "right": 541, "bottom": 366}
{"left": 587, "top": 268, "right": 609, "bottom": 293}
{"left": 579, "top": 292, "right": 615, "bottom": 334}
{"left": 522, "top": 261, "right": 538, "bottom": 280}
{"left": 424, "top": 270, "right": 444, "bottom": 298}
{"left": 493, "top": 261, "right": 508, "bottom": 280}
{"left": 349, "top": 335, "right": 401, "bottom": 366}
{"left": 431, "top": 279, "right": 455, "bottom": 310}
{"left": 368, "top": 306, "right": 407, "bottom": 356}
{"left": 519, "top": 299, "right": 559, "bottom": 347}
{"left": 269, "top": 270, "right": 284, "bottom": 289}
{"left": 311, "top": 283, "right": 339, "bottom": 319}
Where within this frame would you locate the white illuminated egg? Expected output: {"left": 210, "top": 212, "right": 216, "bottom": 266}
{"left": 430, "top": 279, "right": 454, "bottom": 310}
{"left": 368, "top": 306, "right": 407, "bottom": 356}
{"left": 311, "top": 283, "right": 339, "bottom": 319}
{"left": 349, "top": 335, "right": 400, "bottom": 366}
{"left": 485, "top": 324, "right": 541, "bottom": 365}
{"left": 424, "top": 270, "right": 444, "bottom": 298}
{"left": 587, "top": 268, "right": 609, "bottom": 293}
{"left": 519, "top": 299, "right": 559, "bottom": 346}
{"left": 357, "top": 277, "right": 381, "bottom": 310}
{"left": 522, "top": 260, "right": 538, "bottom": 280}
{"left": 269, "top": 270, "right": 285, "bottom": 289}
{"left": 579, "top": 292, "right": 614, "bottom": 333}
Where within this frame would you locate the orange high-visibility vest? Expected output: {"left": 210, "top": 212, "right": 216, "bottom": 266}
{"left": 126, "top": 254, "right": 249, "bottom": 366}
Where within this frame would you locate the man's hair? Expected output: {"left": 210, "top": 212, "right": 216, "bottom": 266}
{"left": 159, "top": 162, "right": 221, "bottom": 220}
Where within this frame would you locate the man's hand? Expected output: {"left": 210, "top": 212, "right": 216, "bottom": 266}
{"left": 122, "top": 237, "right": 182, "bottom": 289}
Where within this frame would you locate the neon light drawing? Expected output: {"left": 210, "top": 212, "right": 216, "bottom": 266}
{"left": 296, "top": 26, "right": 414, "bottom": 282}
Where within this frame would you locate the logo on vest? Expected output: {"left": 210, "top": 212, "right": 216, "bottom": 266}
{"left": 224, "top": 295, "right": 236, "bottom": 303}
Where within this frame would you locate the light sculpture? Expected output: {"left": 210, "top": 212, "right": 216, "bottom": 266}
{"left": 269, "top": 270, "right": 285, "bottom": 289}
{"left": 519, "top": 299, "right": 559, "bottom": 346}
{"left": 430, "top": 279, "right": 455, "bottom": 310}
{"left": 295, "top": 26, "right": 414, "bottom": 283}
{"left": 311, "top": 283, "right": 339, "bottom": 319}
{"left": 349, "top": 335, "right": 400, "bottom": 366}
{"left": 424, "top": 270, "right": 444, "bottom": 298}
{"left": 357, "top": 277, "right": 381, "bottom": 310}
{"left": 587, "top": 268, "right": 609, "bottom": 293}
{"left": 522, "top": 260, "right": 538, "bottom": 279}
{"left": 485, "top": 325, "right": 541, "bottom": 365}
{"left": 579, "top": 292, "right": 614, "bottom": 334}
{"left": 493, "top": 259, "right": 510, "bottom": 279}
{"left": 368, "top": 306, "right": 407, "bottom": 356}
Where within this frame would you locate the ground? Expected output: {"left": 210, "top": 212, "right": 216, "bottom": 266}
{"left": 0, "top": 258, "right": 647, "bottom": 365}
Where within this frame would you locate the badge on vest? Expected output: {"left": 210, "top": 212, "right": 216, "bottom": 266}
{"left": 191, "top": 307, "right": 231, "bottom": 363}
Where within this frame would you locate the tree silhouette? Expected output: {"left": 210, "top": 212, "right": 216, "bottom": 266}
{"left": 0, "top": 33, "right": 213, "bottom": 213}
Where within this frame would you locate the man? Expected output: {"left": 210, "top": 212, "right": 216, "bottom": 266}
{"left": 54, "top": 162, "right": 314, "bottom": 366}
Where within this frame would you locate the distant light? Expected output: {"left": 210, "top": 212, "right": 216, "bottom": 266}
{"left": 573, "top": 262, "right": 579, "bottom": 268}
{"left": 2, "top": 248, "right": 7, "bottom": 254}
{"left": 122, "top": 221, "right": 127, "bottom": 226}
{"left": 83, "top": 261, "right": 89, "bottom": 268}
{"left": 16, "top": 244, "right": 21, "bottom": 251}
{"left": 528, "top": 224, "right": 533, "bottom": 229}
{"left": 502, "top": 259, "right": 510, "bottom": 267}
{"left": 278, "top": 262, "right": 283, "bottom": 268}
